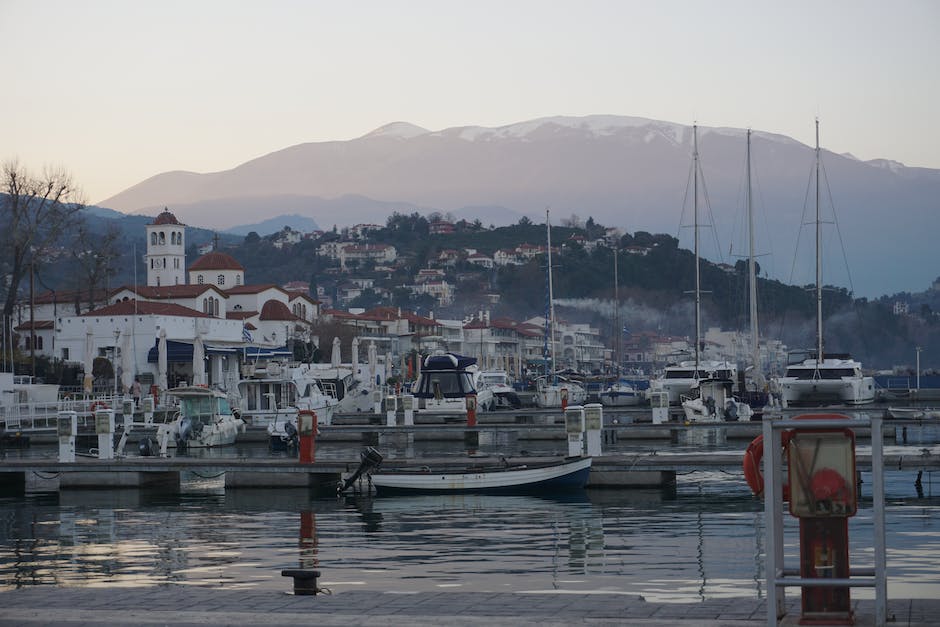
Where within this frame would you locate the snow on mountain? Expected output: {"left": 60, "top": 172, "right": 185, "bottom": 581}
{"left": 362, "top": 121, "right": 430, "bottom": 139}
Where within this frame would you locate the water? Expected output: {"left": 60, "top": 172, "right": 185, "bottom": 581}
{"left": 1, "top": 436, "right": 938, "bottom": 601}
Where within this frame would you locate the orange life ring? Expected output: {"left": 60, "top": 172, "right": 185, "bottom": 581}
{"left": 90, "top": 401, "right": 110, "bottom": 413}
{"left": 742, "top": 432, "right": 792, "bottom": 499}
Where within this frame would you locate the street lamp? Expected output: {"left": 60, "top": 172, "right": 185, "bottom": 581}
{"left": 916, "top": 346, "right": 922, "bottom": 390}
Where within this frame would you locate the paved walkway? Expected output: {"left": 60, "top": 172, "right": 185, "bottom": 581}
{"left": 0, "top": 587, "right": 935, "bottom": 626}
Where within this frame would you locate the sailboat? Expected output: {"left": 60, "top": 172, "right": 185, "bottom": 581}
{"left": 536, "top": 209, "right": 587, "bottom": 408}
{"left": 601, "top": 248, "right": 642, "bottom": 407}
{"left": 650, "top": 124, "right": 738, "bottom": 406}
{"left": 773, "top": 121, "right": 875, "bottom": 407}
{"left": 682, "top": 129, "right": 756, "bottom": 423}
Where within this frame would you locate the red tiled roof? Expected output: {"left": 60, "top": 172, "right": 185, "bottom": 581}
{"left": 188, "top": 251, "right": 244, "bottom": 272}
{"left": 82, "top": 300, "right": 211, "bottom": 318}
{"left": 224, "top": 284, "right": 284, "bottom": 295}
{"left": 259, "top": 299, "right": 299, "bottom": 321}
{"left": 118, "top": 285, "right": 228, "bottom": 299}
{"left": 152, "top": 209, "right": 182, "bottom": 226}
{"left": 30, "top": 289, "right": 111, "bottom": 305}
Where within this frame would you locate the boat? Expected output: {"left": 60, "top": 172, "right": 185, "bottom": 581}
{"left": 412, "top": 352, "right": 494, "bottom": 413}
{"left": 234, "top": 360, "right": 339, "bottom": 449}
{"left": 651, "top": 360, "right": 738, "bottom": 405}
{"left": 155, "top": 386, "right": 245, "bottom": 452}
{"left": 339, "top": 447, "right": 592, "bottom": 495}
{"left": 478, "top": 370, "right": 522, "bottom": 409}
{"left": 600, "top": 378, "right": 643, "bottom": 407}
{"left": 772, "top": 121, "right": 875, "bottom": 408}
{"left": 601, "top": 238, "right": 642, "bottom": 408}
{"left": 535, "top": 374, "right": 588, "bottom": 408}
{"left": 534, "top": 209, "right": 588, "bottom": 409}
{"left": 681, "top": 377, "right": 754, "bottom": 422}
{"left": 299, "top": 363, "right": 376, "bottom": 413}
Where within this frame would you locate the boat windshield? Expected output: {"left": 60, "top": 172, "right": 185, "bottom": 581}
{"left": 785, "top": 367, "right": 857, "bottom": 379}
{"left": 665, "top": 369, "right": 697, "bottom": 379}
{"left": 181, "top": 396, "right": 216, "bottom": 421}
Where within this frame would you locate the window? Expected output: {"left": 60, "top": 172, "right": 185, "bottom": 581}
{"left": 217, "top": 274, "right": 225, "bottom": 286}
{"left": 174, "top": 258, "right": 179, "bottom": 269}
{"left": 62, "top": 347, "right": 70, "bottom": 360}
{"left": 151, "top": 233, "right": 157, "bottom": 245}
{"left": 203, "top": 298, "right": 209, "bottom": 313}
{"left": 198, "top": 275, "right": 204, "bottom": 284}
{"left": 37, "top": 336, "right": 43, "bottom": 350}
{"left": 235, "top": 275, "right": 242, "bottom": 286}
{"left": 163, "top": 258, "right": 167, "bottom": 268}
{"left": 159, "top": 232, "right": 166, "bottom": 245}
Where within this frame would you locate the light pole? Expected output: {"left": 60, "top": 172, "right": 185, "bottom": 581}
{"left": 916, "top": 346, "right": 922, "bottom": 390}
{"left": 113, "top": 330, "right": 121, "bottom": 398}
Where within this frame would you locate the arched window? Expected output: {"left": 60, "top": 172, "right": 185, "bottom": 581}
{"left": 37, "top": 336, "right": 43, "bottom": 350}
{"left": 203, "top": 298, "right": 208, "bottom": 313}
{"left": 159, "top": 232, "right": 166, "bottom": 245}
{"left": 197, "top": 275, "right": 204, "bottom": 284}
{"left": 151, "top": 232, "right": 157, "bottom": 245}
{"left": 235, "top": 275, "right": 242, "bottom": 286}
{"left": 217, "top": 274, "right": 225, "bottom": 286}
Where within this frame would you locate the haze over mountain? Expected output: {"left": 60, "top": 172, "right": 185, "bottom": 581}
{"left": 99, "top": 115, "right": 940, "bottom": 298}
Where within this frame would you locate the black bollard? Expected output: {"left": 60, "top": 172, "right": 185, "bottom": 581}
{"left": 281, "top": 569, "right": 321, "bottom": 595}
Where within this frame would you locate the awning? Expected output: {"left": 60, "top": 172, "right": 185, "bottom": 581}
{"left": 241, "top": 346, "right": 293, "bottom": 359}
{"left": 147, "top": 339, "right": 242, "bottom": 363}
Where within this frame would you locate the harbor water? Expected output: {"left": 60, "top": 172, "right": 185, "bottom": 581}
{"left": 1, "top": 429, "right": 938, "bottom": 603}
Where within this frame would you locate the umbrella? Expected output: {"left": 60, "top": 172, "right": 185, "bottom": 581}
{"left": 385, "top": 351, "right": 393, "bottom": 385}
{"left": 192, "top": 334, "right": 206, "bottom": 386}
{"left": 157, "top": 328, "right": 168, "bottom": 392}
{"left": 121, "top": 330, "right": 135, "bottom": 394}
{"left": 351, "top": 337, "right": 360, "bottom": 368}
{"left": 368, "top": 341, "right": 377, "bottom": 388}
{"left": 83, "top": 328, "right": 95, "bottom": 395}
{"left": 331, "top": 337, "right": 341, "bottom": 367}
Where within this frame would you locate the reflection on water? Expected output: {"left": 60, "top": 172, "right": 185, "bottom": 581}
{"left": 2, "top": 470, "right": 938, "bottom": 601}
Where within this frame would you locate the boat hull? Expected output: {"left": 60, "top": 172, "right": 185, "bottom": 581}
{"left": 371, "top": 457, "right": 592, "bottom": 495}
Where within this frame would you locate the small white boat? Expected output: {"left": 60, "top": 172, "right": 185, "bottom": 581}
{"left": 887, "top": 407, "right": 940, "bottom": 420}
{"left": 535, "top": 375, "right": 588, "bottom": 408}
{"left": 340, "top": 449, "right": 592, "bottom": 495}
{"left": 156, "top": 386, "right": 245, "bottom": 452}
{"left": 650, "top": 360, "right": 738, "bottom": 405}
{"left": 600, "top": 379, "right": 643, "bottom": 407}
{"left": 681, "top": 378, "right": 753, "bottom": 423}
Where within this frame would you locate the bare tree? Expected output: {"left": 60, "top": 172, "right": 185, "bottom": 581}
{"left": 1, "top": 160, "right": 85, "bottom": 358}
{"left": 70, "top": 220, "right": 122, "bottom": 314}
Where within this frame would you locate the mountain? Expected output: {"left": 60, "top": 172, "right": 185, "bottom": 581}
{"left": 98, "top": 115, "right": 940, "bottom": 297}
{"left": 223, "top": 212, "right": 321, "bottom": 237}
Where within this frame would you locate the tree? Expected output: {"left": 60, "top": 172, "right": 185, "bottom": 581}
{"left": 1, "top": 161, "right": 84, "bottom": 360}
{"left": 71, "top": 221, "right": 121, "bottom": 314}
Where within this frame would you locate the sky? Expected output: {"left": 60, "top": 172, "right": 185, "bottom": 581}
{"left": 1, "top": 0, "right": 938, "bottom": 205}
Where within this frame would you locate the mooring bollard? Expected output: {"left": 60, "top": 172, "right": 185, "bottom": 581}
{"left": 281, "top": 569, "right": 321, "bottom": 595}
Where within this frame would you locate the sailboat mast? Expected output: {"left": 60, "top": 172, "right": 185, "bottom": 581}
{"left": 614, "top": 250, "right": 620, "bottom": 375}
{"left": 746, "top": 129, "right": 760, "bottom": 381}
{"left": 693, "top": 124, "right": 701, "bottom": 372}
{"left": 814, "top": 119, "right": 824, "bottom": 363}
{"left": 546, "top": 209, "right": 557, "bottom": 382}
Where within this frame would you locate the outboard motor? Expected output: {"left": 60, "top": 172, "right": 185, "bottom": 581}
{"left": 338, "top": 447, "right": 384, "bottom": 494}
{"left": 138, "top": 436, "right": 157, "bottom": 457}
{"left": 283, "top": 420, "right": 299, "bottom": 450}
{"left": 176, "top": 415, "right": 194, "bottom": 452}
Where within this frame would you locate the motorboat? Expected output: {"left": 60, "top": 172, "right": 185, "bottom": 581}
{"left": 156, "top": 386, "right": 245, "bottom": 452}
{"left": 412, "top": 353, "right": 494, "bottom": 413}
{"left": 234, "top": 360, "right": 339, "bottom": 450}
{"left": 650, "top": 360, "right": 737, "bottom": 405}
{"left": 299, "top": 363, "right": 376, "bottom": 413}
{"left": 339, "top": 447, "right": 592, "bottom": 495}
{"left": 681, "top": 377, "right": 753, "bottom": 423}
{"left": 478, "top": 371, "right": 522, "bottom": 409}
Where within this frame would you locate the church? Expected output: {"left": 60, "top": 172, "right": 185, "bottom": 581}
{"left": 35, "top": 209, "right": 320, "bottom": 392}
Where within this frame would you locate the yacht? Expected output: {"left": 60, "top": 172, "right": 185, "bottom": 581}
{"left": 412, "top": 353, "right": 494, "bottom": 413}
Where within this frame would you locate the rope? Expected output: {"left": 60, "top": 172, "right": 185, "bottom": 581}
{"left": 188, "top": 470, "right": 225, "bottom": 479}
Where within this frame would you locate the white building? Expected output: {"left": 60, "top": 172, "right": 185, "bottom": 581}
{"left": 145, "top": 209, "right": 186, "bottom": 287}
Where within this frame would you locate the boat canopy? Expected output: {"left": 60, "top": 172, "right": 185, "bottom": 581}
{"left": 147, "top": 339, "right": 239, "bottom": 363}
{"left": 413, "top": 353, "right": 477, "bottom": 399}
{"left": 422, "top": 353, "right": 477, "bottom": 371}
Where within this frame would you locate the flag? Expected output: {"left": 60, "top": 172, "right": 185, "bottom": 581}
{"left": 242, "top": 325, "right": 253, "bottom": 343}
{"left": 622, "top": 325, "right": 631, "bottom": 337}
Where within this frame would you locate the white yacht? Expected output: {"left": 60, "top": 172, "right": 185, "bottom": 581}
{"left": 478, "top": 371, "right": 522, "bottom": 409}
{"left": 650, "top": 360, "right": 737, "bottom": 405}
{"left": 681, "top": 377, "right": 753, "bottom": 423}
{"left": 535, "top": 375, "right": 588, "bottom": 408}
{"left": 412, "top": 353, "right": 494, "bottom": 413}
{"left": 776, "top": 354, "right": 874, "bottom": 408}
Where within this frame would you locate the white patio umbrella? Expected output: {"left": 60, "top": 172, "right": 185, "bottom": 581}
{"left": 351, "top": 337, "right": 360, "bottom": 369}
{"left": 157, "top": 328, "right": 168, "bottom": 392}
{"left": 192, "top": 334, "right": 206, "bottom": 386}
{"left": 331, "top": 337, "right": 341, "bottom": 367}
{"left": 368, "top": 341, "right": 377, "bottom": 388}
{"left": 385, "top": 351, "right": 393, "bottom": 385}
{"left": 83, "top": 328, "right": 95, "bottom": 395}
{"left": 121, "top": 331, "right": 135, "bottom": 394}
